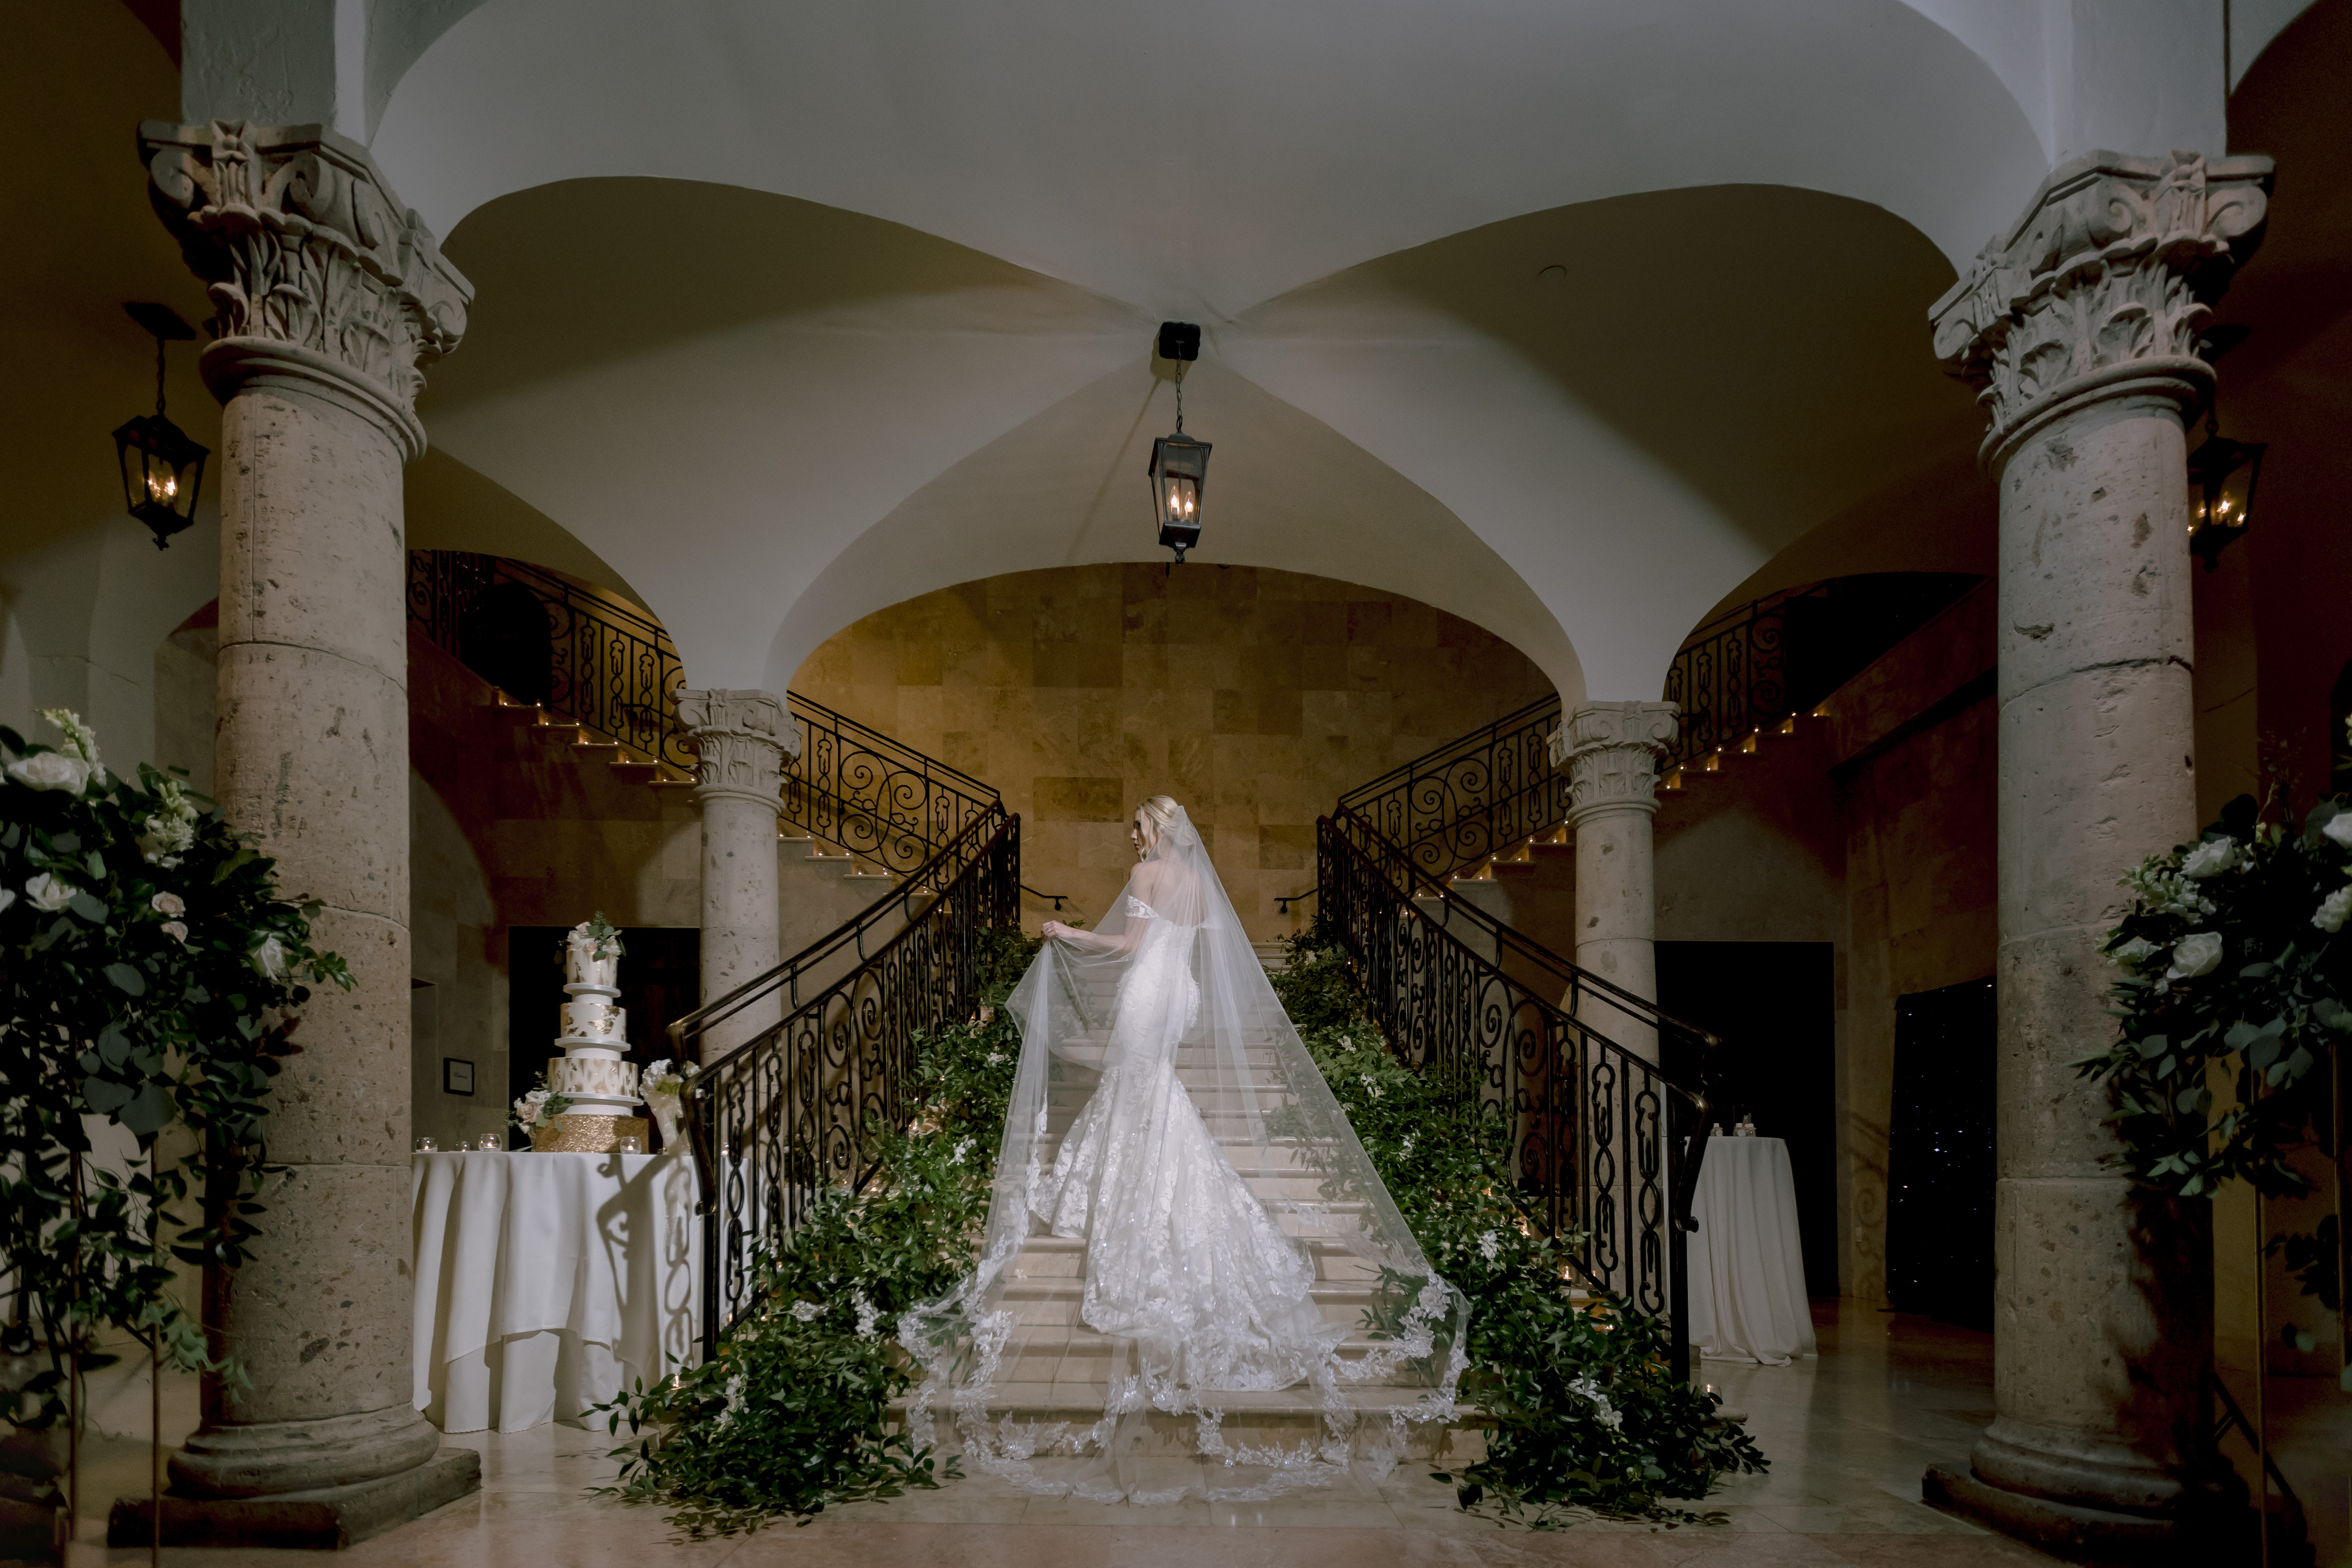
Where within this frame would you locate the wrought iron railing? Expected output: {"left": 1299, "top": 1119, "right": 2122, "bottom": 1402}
{"left": 784, "top": 693, "right": 1000, "bottom": 874}
{"left": 1338, "top": 694, "right": 1563, "bottom": 890}
{"left": 673, "top": 808, "right": 1020, "bottom": 1353}
{"left": 404, "top": 551, "right": 1002, "bottom": 872}
{"left": 1320, "top": 808, "right": 1712, "bottom": 1347}
{"left": 405, "top": 551, "right": 694, "bottom": 770}
{"left": 1662, "top": 585, "right": 1828, "bottom": 766}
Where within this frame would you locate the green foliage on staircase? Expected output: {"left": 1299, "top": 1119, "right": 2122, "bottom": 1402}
{"left": 589, "top": 924, "right": 1036, "bottom": 1537}
{"left": 1271, "top": 930, "right": 1768, "bottom": 1526}
{"left": 595, "top": 922, "right": 1762, "bottom": 1537}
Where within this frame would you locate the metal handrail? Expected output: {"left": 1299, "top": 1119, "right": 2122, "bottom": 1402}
{"left": 675, "top": 807, "right": 1020, "bottom": 1354}
{"left": 1330, "top": 807, "right": 1722, "bottom": 1060}
{"left": 405, "top": 550, "right": 1003, "bottom": 872}
{"left": 1318, "top": 815, "right": 1711, "bottom": 1336}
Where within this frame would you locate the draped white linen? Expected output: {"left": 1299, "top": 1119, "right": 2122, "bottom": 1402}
{"left": 1686, "top": 1136, "right": 1816, "bottom": 1365}
{"left": 411, "top": 1150, "right": 699, "bottom": 1433}
{"left": 902, "top": 799, "right": 1466, "bottom": 1502}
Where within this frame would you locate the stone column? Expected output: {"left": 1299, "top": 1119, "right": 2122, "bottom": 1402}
{"left": 128, "top": 122, "right": 478, "bottom": 1544}
{"left": 677, "top": 689, "right": 796, "bottom": 1062}
{"left": 1554, "top": 700, "right": 1679, "bottom": 1062}
{"left": 1921, "top": 149, "right": 2272, "bottom": 1554}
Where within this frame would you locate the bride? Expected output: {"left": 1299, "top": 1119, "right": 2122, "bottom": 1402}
{"left": 900, "top": 796, "right": 1464, "bottom": 1502}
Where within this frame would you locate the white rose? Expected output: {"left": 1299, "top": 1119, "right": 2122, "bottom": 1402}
{"left": 2314, "top": 886, "right": 2352, "bottom": 934}
{"left": 2166, "top": 931, "right": 2224, "bottom": 981}
{"left": 2324, "top": 814, "right": 2352, "bottom": 850}
{"left": 25, "top": 874, "right": 73, "bottom": 913}
{"left": 6, "top": 753, "right": 91, "bottom": 794}
{"left": 151, "top": 891, "right": 185, "bottom": 917}
{"left": 161, "top": 921, "right": 188, "bottom": 943}
{"left": 2109, "top": 936, "right": 2159, "bottom": 970}
{"left": 0, "top": 888, "right": 14, "bottom": 915}
{"left": 251, "top": 934, "right": 287, "bottom": 980}
{"left": 2179, "top": 839, "right": 2237, "bottom": 878}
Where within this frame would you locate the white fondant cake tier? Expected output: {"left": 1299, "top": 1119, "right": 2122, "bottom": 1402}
{"left": 564, "top": 933, "right": 619, "bottom": 991}
{"left": 559, "top": 1000, "right": 628, "bottom": 1043}
{"left": 548, "top": 1055, "right": 640, "bottom": 1100}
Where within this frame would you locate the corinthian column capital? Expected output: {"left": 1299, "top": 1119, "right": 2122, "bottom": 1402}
{"left": 676, "top": 688, "right": 799, "bottom": 811}
{"left": 139, "top": 119, "right": 474, "bottom": 458}
{"left": 1929, "top": 148, "right": 2273, "bottom": 469}
{"left": 1552, "top": 700, "right": 1678, "bottom": 825}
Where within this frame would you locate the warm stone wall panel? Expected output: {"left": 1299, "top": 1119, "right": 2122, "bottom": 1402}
{"left": 790, "top": 563, "right": 1552, "bottom": 938}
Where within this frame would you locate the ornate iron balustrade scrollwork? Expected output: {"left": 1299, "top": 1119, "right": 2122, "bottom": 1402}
{"left": 782, "top": 693, "right": 1001, "bottom": 875}
{"left": 673, "top": 808, "right": 1020, "bottom": 1355}
{"left": 1661, "top": 585, "right": 1826, "bottom": 768}
{"left": 1338, "top": 694, "right": 1564, "bottom": 890}
{"left": 406, "top": 549, "right": 697, "bottom": 771}
{"left": 1318, "top": 809, "right": 1712, "bottom": 1364}
{"left": 406, "top": 552, "right": 1006, "bottom": 871}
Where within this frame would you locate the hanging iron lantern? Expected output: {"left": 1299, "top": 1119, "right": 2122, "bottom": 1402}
{"left": 113, "top": 302, "right": 208, "bottom": 550}
{"left": 2185, "top": 423, "right": 2265, "bottom": 573}
{"left": 1147, "top": 321, "right": 1210, "bottom": 563}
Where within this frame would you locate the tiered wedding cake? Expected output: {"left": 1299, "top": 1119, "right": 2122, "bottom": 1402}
{"left": 530, "top": 918, "right": 650, "bottom": 1152}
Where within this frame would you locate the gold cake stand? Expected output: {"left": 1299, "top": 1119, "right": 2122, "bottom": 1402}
{"left": 530, "top": 1113, "right": 651, "bottom": 1153}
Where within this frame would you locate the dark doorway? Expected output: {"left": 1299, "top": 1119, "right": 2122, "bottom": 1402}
{"left": 507, "top": 925, "right": 701, "bottom": 1111}
{"left": 1884, "top": 975, "right": 1996, "bottom": 1330}
{"left": 1655, "top": 941, "right": 1838, "bottom": 1298}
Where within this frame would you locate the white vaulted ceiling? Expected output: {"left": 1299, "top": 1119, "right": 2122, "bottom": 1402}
{"left": 345, "top": 0, "right": 2265, "bottom": 698}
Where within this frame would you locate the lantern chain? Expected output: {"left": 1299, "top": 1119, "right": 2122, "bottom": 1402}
{"left": 1174, "top": 359, "right": 1186, "bottom": 434}
{"left": 154, "top": 336, "right": 168, "bottom": 418}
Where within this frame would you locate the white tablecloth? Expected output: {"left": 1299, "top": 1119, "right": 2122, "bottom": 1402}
{"left": 411, "top": 1151, "right": 700, "bottom": 1434}
{"left": 1686, "top": 1136, "right": 1816, "bottom": 1365}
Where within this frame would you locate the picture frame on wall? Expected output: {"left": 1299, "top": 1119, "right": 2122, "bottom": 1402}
{"left": 443, "top": 1057, "right": 476, "bottom": 1096}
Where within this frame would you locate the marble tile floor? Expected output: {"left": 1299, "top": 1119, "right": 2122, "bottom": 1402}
{"left": 57, "top": 1302, "right": 2340, "bottom": 1566}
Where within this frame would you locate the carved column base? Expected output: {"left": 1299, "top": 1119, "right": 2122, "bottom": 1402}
{"left": 113, "top": 1449, "right": 480, "bottom": 1551}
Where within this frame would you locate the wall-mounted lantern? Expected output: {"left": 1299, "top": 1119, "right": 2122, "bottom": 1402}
{"left": 113, "top": 302, "right": 208, "bottom": 549}
{"left": 1147, "top": 321, "right": 1210, "bottom": 564}
{"left": 2186, "top": 422, "right": 2265, "bottom": 572}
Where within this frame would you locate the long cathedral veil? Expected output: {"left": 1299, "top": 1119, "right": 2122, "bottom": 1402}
{"left": 900, "top": 800, "right": 1467, "bottom": 1501}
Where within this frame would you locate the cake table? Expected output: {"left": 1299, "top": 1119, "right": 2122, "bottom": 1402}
{"left": 411, "top": 1149, "right": 700, "bottom": 1434}
{"left": 1685, "top": 1135, "right": 1817, "bottom": 1365}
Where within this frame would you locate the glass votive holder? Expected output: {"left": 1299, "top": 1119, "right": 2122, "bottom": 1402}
{"left": 478, "top": 1135, "right": 504, "bottom": 1152}
{"left": 415, "top": 1135, "right": 436, "bottom": 1153}
{"left": 618, "top": 1136, "right": 643, "bottom": 1154}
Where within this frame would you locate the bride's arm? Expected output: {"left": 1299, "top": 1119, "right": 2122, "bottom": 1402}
{"left": 1041, "top": 867, "right": 1164, "bottom": 954}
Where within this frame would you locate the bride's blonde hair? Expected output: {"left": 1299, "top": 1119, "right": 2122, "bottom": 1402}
{"left": 1135, "top": 795, "right": 1183, "bottom": 847}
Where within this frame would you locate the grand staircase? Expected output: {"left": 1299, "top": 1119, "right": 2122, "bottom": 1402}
{"left": 411, "top": 548, "right": 1952, "bottom": 1424}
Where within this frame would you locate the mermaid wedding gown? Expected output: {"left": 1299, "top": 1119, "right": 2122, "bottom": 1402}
{"left": 901, "top": 802, "right": 1466, "bottom": 1502}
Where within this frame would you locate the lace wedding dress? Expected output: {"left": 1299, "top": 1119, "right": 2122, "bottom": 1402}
{"left": 901, "top": 801, "right": 1466, "bottom": 1502}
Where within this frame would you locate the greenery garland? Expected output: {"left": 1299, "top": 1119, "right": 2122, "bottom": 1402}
{"left": 2082, "top": 785, "right": 2349, "bottom": 1341}
{"left": 594, "top": 923, "right": 1762, "bottom": 1536}
{"left": 0, "top": 712, "right": 349, "bottom": 1432}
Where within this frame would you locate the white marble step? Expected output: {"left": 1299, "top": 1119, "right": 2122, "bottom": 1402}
{"left": 1004, "top": 1233, "right": 1389, "bottom": 1287}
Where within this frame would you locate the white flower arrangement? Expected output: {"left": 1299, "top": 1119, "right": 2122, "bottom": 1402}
{"left": 25, "top": 873, "right": 72, "bottom": 913}
{"left": 139, "top": 778, "right": 199, "bottom": 867}
{"left": 2164, "top": 931, "right": 2224, "bottom": 981}
{"left": 250, "top": 934, "right": 288, "bottom": 980}
{"left": 509, "top": 1074, "right": 576, "bottom": 1134}
{"left": 1567, "top": 1372, "right": 1624, "bottom": 1430}
{"left": 2178, "top": 838, "right": 2238, "bottom": 878}
{"left": 788, "top": 1300, "right": 823, "bottom": 1323}
{"left": 3, "top": 709, "right": 103, "bottom": 796}
{"left": 639, "top": 1059, "right": 696, "bottom": 1100}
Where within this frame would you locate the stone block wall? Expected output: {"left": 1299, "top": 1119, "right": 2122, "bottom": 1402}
{"left": 787, "top": 563, "right": 1555, "bottom": 941}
